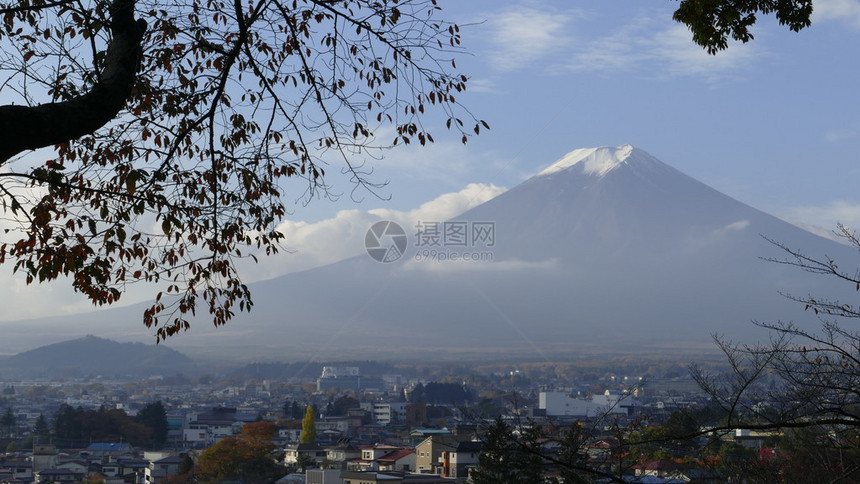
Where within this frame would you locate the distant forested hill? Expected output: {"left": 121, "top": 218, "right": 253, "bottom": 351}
{"left": 0, "top": 335, "right": 193, "bottom": 378}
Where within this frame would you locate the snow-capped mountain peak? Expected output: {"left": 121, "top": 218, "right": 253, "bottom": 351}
{"left": 538, "top": 144, "right": 659, "bottom": 178}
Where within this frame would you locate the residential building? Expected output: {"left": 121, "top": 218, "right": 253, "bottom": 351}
{"left": 360, "top": 403, "right": 407, "bottom": 426}
{"left": 85, "top": 442, "right": 134, "bottom": 459}
{"left": 100, "top": 457, "right": 149, "bottom": 483}
{"left": 284, "top": 443, "right": 327, "bottom": 466}
{"left": 326, "top": 440, "right": 362, "bottom": 469}
{"left": 34, "top": 468, "right": 86, "bottom": 483}
{"left": 182, "top": 407, "right": 255, "bottom": 445}
{"left": 0, "top": 459, "right": 32, "bottom": 482}
{"left": 317, "top": 419, "right": 351, "bottom": 440}
{"left": 145, "top": 455, "right": 185, "bottom": 484}
{"left": 55, "top": 461, "right": 88, "bottom": 475}
{"left": 375, "top": 449, "right": 415, "bottom": 473}
{"left": 633, "top": 459, "right": 687, "bottom": 479}
{"left": 351, "top": 445, "right": 413, "bottom": 472}
{"left": 440, "top": 441, "right": 481, "bottom": 481}
{"left": 306, "top": 468, "right": 344, "bottom": 484}
{"left": 414, "top": 434, "right": 464, "bottom": 474}
{"left": 32, "top": 445, "right": 58, "bottom": 475}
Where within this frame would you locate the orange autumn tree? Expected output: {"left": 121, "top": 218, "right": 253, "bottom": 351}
{"left": 195, "top": 421, "right": 284, "bottom": 483}
{"left": 0, "top": 0, "right": 485, "bottom": 339}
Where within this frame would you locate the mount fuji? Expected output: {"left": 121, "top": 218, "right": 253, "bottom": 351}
{"left": 3, "top": 145, "right": 856, "bottom": 360}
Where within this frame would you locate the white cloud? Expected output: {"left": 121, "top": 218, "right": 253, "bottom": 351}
{"left": 0, "top": 184, "right": 506, "bottom": 321}
{"left": 814, "top": 0, "right": 860, "bottom": 28}
{"left": 788, "top": 221, "right": 846, "bottom": 242}
{"left": 647, "top": 25, "right": 759, "bottom": 81}
{"left": 399, "top": 257, "right": 558, "bottom": 274}
{"left": 241, "top": 183, "right": 507, "bottom": 281}
{"left": 681, "top": 219, "right": 754, "bottom": 254}
{"left": 567, "top": 30, "right": 639, "bottom": 72}
{"left": 464, "top": 78, "right": 498, "bottom": 93}
{"left": 485, "top": 6, "right": 573, "bottom": 71}
{"left": 784, "top": 200, "right": 860, "bottom": 237}
{"left": 480, "top": 5, "right": 759, "bottom": 81}
{"left": 3, "top": 276, "right": 87, "bottom": 320}
{"left": 567, "top": 21, "right": 759, "bottom": 82}
{"left": 564, "top": 14, "right": 653, "bottom": 73}
{"left": 716, "top": 220, "right": 751, "bottom": 234}
{"left": 370, "top": 183, "right": 505, "bottom": 222}
{"left": 824, "top": 122, "right": 860, "bottom": 143}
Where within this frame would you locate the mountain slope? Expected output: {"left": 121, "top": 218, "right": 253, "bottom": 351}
{"left": 1, "top": 145, "right": 854, "bottom": 361}
{"left": 0, "top": 335, "right": 193, "bottom": 377}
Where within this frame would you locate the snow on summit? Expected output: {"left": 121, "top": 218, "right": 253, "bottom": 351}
{"left": 538, "top": 144, "right": 660, "bottom": 178}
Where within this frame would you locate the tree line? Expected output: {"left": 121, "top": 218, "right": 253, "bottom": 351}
{"left": 48, "top": 401, "right": 168, "bottom": 448}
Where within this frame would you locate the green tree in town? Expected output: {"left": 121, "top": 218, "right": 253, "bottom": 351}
{"left": 470, "top": 417, "right": 513, "bottom": 484}
{"left": 410, "top": 383, "right": 426, "bottom": 403}
{"left": 33, "top": 414, "right": 51, "bottom": 442}
{"left": 471, "top": 416, "right": 544, "bottom": 484}
{"left": 51, "top": 403, "right": 154, "bottom": 447}
{"left": 329, "top": 395, "right": 360, "bottom": 416}
{"left": 177, "top": 452, "right": 195, "bottom": 476}
{"left": 555, "top": 423, "right": 594, "bottom": 484}
{"left": 295, "top": 452, "right": 317, "bottom": 471}
{"left": 135, "top": 401, "right": 169, "bottom": 447}
{"left": 53, "top": 404, "right": 82, "bottom": 445}
{"left": 300, "top": 405, "right": 316, "bottom": 444}
{"left": 1, "top": 407, "right": 15, "bottom": 438}
{"left": 290, "top": 401, "right": 303, "bottom": 420}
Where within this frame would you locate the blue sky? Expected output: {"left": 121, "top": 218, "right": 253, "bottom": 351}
{"left": 395, "top": 0, "right": 860, "bottom": 225}
{"left": 290, "top": 0, "right": 860, "bottom": 229}
{"left": 3, "top": 0, "right": 860, "bottom": 321}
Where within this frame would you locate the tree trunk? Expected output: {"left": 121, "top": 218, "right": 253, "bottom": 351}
{"left": 0, "top": 0, "right": 146, "bottom": 163}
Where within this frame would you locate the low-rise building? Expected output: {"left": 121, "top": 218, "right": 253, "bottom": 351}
{"left": 539, "top": 391, "right": 633, "bottom": 417}
{"left": 359, "top": 403, "right": 407, "bottom": 426}
{"left": 284, "top": 443, "right": 327, "bottom": 466}
{"left": 101, "top": 457, "right": 149, "bottom": 483}
{"left": 441, "top": 441, "right": 482, "bottom": 481}
{"left": 306, "top": 468, "right": 344, "bottom": 484}
{"left": 34, "top": 468, "right": 86, "bottom": 483}
{"left": 145, "top": 455, "right": 185, "bottom": 484}
{"left": 326, "top": 440, "right": 362, "bottom": 469}
{"left": 414, "top": 434, "right": 464, "bottom": 475}
{"left": 0, "top": 459, "right": 32, "bottom": 482}
{"left": 350, "top": 445, "right": 414, "bottom": 473}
